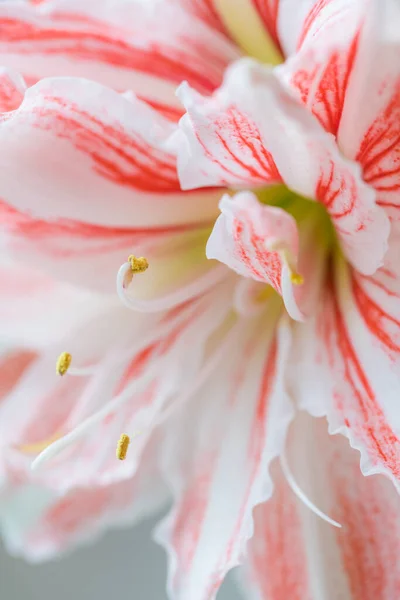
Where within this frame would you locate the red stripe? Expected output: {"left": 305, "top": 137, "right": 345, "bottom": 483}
{"left": 297, "top": 0, "right": 335, "bottom": 50}
{"left": 193, "top": 105, "right": 281, "bottom": 186}
{"left": 0, "top": 200, "right": 209, "bottom": 240}
{"left": 352, "top": 275, "right": 400, "bottom": 353}
{"left": 333, "top": 463, "right": 400, "bottom": 600}
{"left": 248, "top": 475, "right": 311, "bottom": 600}
{"left": 329, "top": 288, "right": 400, "bottom": 479}
{"left": 205, "top": 339, "right": 278, "bottom": 596}
{"left": 0, "top": 16, "right": 225, "bottom": 93}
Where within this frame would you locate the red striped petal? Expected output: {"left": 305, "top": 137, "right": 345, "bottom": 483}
{"left": 156, "top": 314, "right": 294, "bottom": 600}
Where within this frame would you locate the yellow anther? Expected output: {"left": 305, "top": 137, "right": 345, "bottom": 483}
{"left": 116, "top": 433, "right": 130, "bottom": 460}
{"left": 268, "top": 242, "right": 304, "bottom": 287}
{"left": 128, "top": 255, "right": 148, "bottom": 274}
{"left": 56, "top": 352, "right": 72, "bottom": 376}
{"left": 290, "top": 272, "right": 304, "bottom": 286}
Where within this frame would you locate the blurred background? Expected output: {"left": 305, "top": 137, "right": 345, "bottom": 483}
{"left": 0, "top": 513, "right": 243, "bottom": 599}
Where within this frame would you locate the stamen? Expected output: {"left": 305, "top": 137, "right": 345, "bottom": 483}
{"left": 117, "top": 255, "right": 227, "bottom": 313}
{"left": 266, "top": 241, "right": 304, "bottom": 285}
{"left": 116, "top": 433, "right": 130, "bottom": 460}
{"left": 32, "top": 322, "right": 241, "bottom": 471}
{"left": 31, "top": 363, "right": 160, "bottom": 471}
{"left": 55, "top": 352, "right": 96, "bottom": 377}
{"left": 280, "top": 449, "right": 342, "bottom": 529}
{"left": 56, "top": 352, "right": 72, "bottom": 376}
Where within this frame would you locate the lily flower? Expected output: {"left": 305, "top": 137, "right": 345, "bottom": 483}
{"left": 0, "top": 1, "right": 400, "bottom": 600}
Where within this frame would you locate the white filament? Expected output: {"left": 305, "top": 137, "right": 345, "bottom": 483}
{"left": 280, "top": 449, "right": 342, "bottom": 529}
{"left": 67, "top": 366, "right": 97, "bottom": 377}
{"left": 116, "top": 261, "right": 227, "bottom": 313}
{"left": 32, "top": 321, "right": 241, "bottom": 472}
{"left": 31, "top": 363, "right": 161, "bottom": 471}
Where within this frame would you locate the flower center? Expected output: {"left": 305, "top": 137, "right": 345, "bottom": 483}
{"left": 213, "top": 0, "right": 283, "bottom": 65}
{"left": 253, "top": 185, "right": 340, "bottom": 257}
{"left": 257, "top": 183, "right": 337, "bottom": 254}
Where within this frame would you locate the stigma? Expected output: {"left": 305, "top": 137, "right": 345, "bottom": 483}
{"left": 116, "top": 433, "right": 130, "bottom": 460}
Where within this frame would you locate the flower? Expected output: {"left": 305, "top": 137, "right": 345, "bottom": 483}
{"left": 1, "top": 0, "right": 400, "bottom": 599}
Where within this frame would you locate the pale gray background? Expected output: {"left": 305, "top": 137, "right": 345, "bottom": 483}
{"left": 0, "top": 514, "right": 244, "bottom": 599}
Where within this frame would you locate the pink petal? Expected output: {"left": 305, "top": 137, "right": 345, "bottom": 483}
{"left": 244, "top": 465, "right": 312, "bottom": 600}
{"left": 0, "top": 66, "right": 25, "bottom": 112}
{"left": 0, "top": 256, "right": 113, "bottom": 348}
{"left": 281, "top": 0, "right": 363, "bottom": 136}
{"left": 0, "top": 198, "right": 219, "bottom": 295}
{"left": 176, "top": 59, "right": 389, "bottom": 275}
{"left": 0, "top": 77, "right": 220, "bottom": 228}
{"left": 252, "top": 0, "right": 317, "bottom": 57}
{"left": 0, "top": 351, "right": 35, "bottom": 402}
{"left": 3, "top": 285, "right": 232, "bottom": 492}
{"left": 283, "top": 0, "right": 400, "bottom": 224}
{"left": 175, "top": 75, "right": 282, "bottom": 189}
{"left": 0, "top": 442, "right": 167, "bottom": 561}
{"left": 244, "top": 413, "right": 400, "bottom": 600}
{"left": 156, "top": 313, "right": 294, "bottom": 600}
{"left": 0, "top": 0, "right": 238, "bottom": 108}
{"left": 172, "top": 0, "right": 228, "bottom": 36}
{"left": 339, "top": 1, "right": 400, "bottom": 220}
{"left": 206, "top": 191, "right": 305, "bottom": 320}
{"left": 275, "top": 0, "right": 319, "bottom": 57}
{"left": 292, "top": 250, "right": 400, "bottom": 491}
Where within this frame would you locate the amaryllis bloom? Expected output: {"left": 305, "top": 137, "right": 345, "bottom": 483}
{"left": 1, "top": 0, "right": 400, "bottom": 599}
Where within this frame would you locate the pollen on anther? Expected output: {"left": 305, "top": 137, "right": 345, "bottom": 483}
{"left": 116, "top": 433, "right": 130, "bottom": 460}
{"left": 56, "top": 352, "right": 72, "bottom": 376}
{"left": 128, "top": 255, "right": 149, "bottom": 274}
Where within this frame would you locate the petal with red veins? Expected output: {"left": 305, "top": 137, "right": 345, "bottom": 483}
{"left": 0, "top": 77, "right": 220, "bottom": 228}
{"left": 243, "top": 413, "right": 400, "bottom": 600}
{"left": 206, "top": 191, "right": 305, "bottom": 320}
{"left": 0, "top": 0, "right": 238, "bottom": 107}
{"left": 291, "top": 252, "right": 400, "bottom": 491}
{"left": 176, "top": 59, "right": 389, "bottom": 275}
{"left": 0, "top": 66, "right": 26, "bottom": 112}
{"left": 0, "top": 304, "right": 152, "bottom": 483}
{"left": 338, "top": 0, "right": 400, "bottom": 220}
{"left": 12, "top": 285, "right": 232, "bottom": 492}
{"left": 0, "top": 198, "right": 219, "bottom": 295}
{"left": 280, "top": 0, "right": 363, "bottom": 137}
{"left": 274, "top": 0, "right": 317, "bottom": 57}
{"left": 175, "top": 76, "right": 282, "bottom": 190}
{"left": 282, "top": 0, "right": 400, "bottom": 222}
{"left": 0, "top": 442, "right": 168, "bottom": 561}
{"left": 155, "top": 311, "right": 294, "bottom": 600}
{"left": 243, "top": 464, "right": 313, "bottom": 600}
